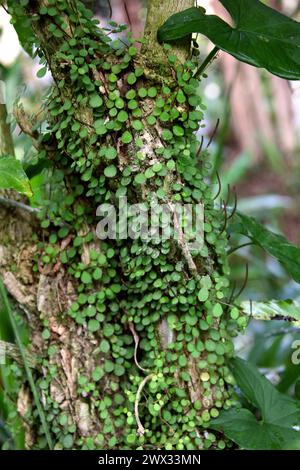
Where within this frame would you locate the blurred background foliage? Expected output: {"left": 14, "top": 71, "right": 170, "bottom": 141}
{"left": 0, "top": 0, "right": 300, "bottom": 448}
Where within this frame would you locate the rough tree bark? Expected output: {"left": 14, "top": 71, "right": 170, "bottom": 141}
{"left": 0, "top": 0, "right": 242, "bottom": 450}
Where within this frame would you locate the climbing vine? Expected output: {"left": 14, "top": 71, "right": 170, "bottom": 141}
{"left": 4, "top": 0, "right": 247, "bottom": 450}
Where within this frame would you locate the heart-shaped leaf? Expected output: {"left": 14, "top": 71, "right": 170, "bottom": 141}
{"left": 0, "top": 156, "right": 32, "bottom": 197}
{"left": 242, "top": 299, "right": 300, "bottom": 325}
{"left": 236, "top": 213, "right": 300, "bottom": 283}
{"left": 157, "top": 0, "right": 300, "bottom": 80}
{"left": 211, "top": 357, "right": 300, "bottom": 449}
{"left": 211, "top": 408, "right": 300, "bottom": 450}
{"left": 229, "top": 357, "right": 300, "bottom": 426}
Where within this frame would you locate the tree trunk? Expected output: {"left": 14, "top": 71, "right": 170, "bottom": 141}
{"left": 0, "top": 0, "right": 243, "bottom": 450}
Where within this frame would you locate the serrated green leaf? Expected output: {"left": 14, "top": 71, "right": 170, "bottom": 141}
{"left": 236, "top": 213, "right": 300, "bottom": 283}
{"left": 157, "top": 1, "right": 300, "bottom": 80}
{"left": 0, "top": 156, "right": 32, "bottom": 197}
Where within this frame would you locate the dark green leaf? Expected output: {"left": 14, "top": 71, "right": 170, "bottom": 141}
{"left": 229, "top": 357, "right": 300, "bottom": 426}
{"left": 242, "top": 299, "right": 300, "bottom": 325}
{"left": 0, "top": 156, "right": 32, "bottom": 197}
{"left": 211, "top": 408, "right": 300, "bottom": 450}
{"left": 237, "top": 213, "right": 300, "bottom": 283}
{"left": 157, "top": 1, "right": 300, "bottom": 80}
{"left": 37, "top": 67, "right": 47, "bottom": 78}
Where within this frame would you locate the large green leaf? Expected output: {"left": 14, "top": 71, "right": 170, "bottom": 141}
{"left": 242, "top": 299, "right": 300, "bottom": 326}
{"left": 157, "top": 0, "right": 300, "bottom": 80}
{"left": 211, "top": 357, "right": 300, "bottom": 449}
{"left": 7, "top": 0, "right": 34, "bottom": 57}
{"left": 236, "top": 213, "right": 300, "bottom": 283}
{"left": 0, "top": 156, "right": 32, "bottom": 197}
{"left": 229, "top": 357, "right": 300, "bottom": 425}
{"left": 211, "top": 408, "right": 300, "bottom": 450}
